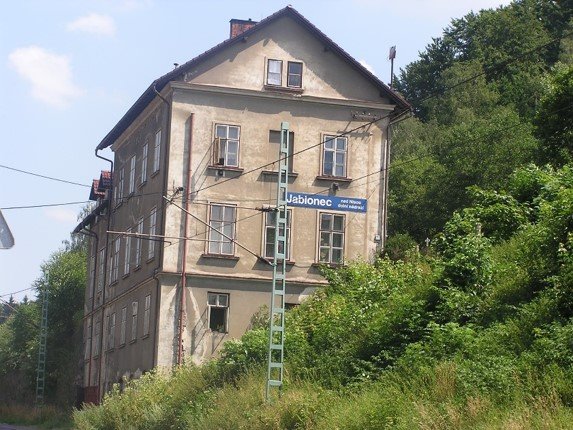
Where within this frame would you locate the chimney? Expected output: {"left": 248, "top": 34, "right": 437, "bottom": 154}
{"left": 229, "top": 18, "right": 257, "bottom": 39}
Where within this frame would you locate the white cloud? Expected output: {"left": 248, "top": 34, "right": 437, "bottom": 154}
{"left": 44, "top": 208, "right": 78, "bottom": 224}
{"left": 67, "top": 13, "right": 116, "bottom": 36}
{"left": 359, "top": 59, "right": 376, "bottom": 75}
{"left": 8, "top": 46, "right": 84, "bottom": 108}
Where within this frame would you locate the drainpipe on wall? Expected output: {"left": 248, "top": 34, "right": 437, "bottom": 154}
{"left": 381, "top": 109, "right": 412, "bottom": 251}
{"left": 95, "top": 149, "right": 113, "bottom": 402}
{"left": 177, "top": 113, "right": 193, "bottom": 365}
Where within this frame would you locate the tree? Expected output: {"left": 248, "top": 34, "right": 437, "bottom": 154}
{"left": 535, "top": 64, "right": 573, "bottom": 164}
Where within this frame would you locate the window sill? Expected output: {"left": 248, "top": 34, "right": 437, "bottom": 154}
{"left": 138, "top": 180, "right": 147, "bottom": 189}
{"left": 119, "top": 343, "right": 126, "bottom": 349}
{"left": 109, "top": 280, "right": 118, "bottom": 287}
{"left": 107, "top": 347, "right": 115, "bottom": 353}
{"left": 261, "top": 258, "right": 295, "bottom": 266}
{"left": 264, "top": 84, "right": 304, "bottom": 94}
{"left": 311, "top": 262, "right": 346, "bottom": 269}
{"left": 129, "top": 339, "right": 137, "bottom": 345}
{"left": 201, "top": 253, "right": 239, "bottom": 261}
{"left": 315, "top": 175, "right": 352, "bottom": 183}
{"left": 134, "top": 265, "right": 142, "bottom": 272}
{"left": 142, "top": 334, "right": 150, "bottom": 340}
{"left": 151, "top": 170, "right": 160, "bottom": 178}
{"left": 146, "top": 256, "right": 155, "bottom": 264}
{"left": 122, "top": 273, "right": 130, "bottom": 280}
{"left": 261, "top": 170, "right": 299, "bottom": 179}
{"left": 207, "top": 165, "right": 244, "bottom": 173}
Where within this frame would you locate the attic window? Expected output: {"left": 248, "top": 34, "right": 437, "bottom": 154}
{"left": 287, "top": 62, "right": 302, "bottom": 88}
{"left": 267, "top": 59, "right": 282, "bottom": 86}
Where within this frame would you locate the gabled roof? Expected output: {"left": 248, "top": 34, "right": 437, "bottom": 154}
{"left": 96, "top": 6, "right": 410, "bottom": 151}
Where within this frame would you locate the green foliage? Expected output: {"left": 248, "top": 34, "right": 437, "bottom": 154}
{"left": 535, "top": 64, "right": 573, "bottom": 164}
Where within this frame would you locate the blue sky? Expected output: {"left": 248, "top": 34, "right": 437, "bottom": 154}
{"left": 0, "top": 0, "right": 512, "bottom": 302}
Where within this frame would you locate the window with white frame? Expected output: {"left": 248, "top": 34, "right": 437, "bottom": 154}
{"left": 135, "top": 217, "right": 143, "bottom": 267}
{"left": 208, "top": 204, "right": 236, "bottom": 255}
{"left": 93, "top": 320, "right": 100, "bottom": 357}
{"left": 143, "top": 294, "right": 151, "bottom": 337}
{"left": 120, "top": 306, "right": 127, "bottom": 346}
{"left": 141, "top": 141, "right": 148, "bottom": 184}
{"left": 131, "top": 301, "right": 138, "bottom": 341}
{"left": 110, "top": 238, "right": 120, "bottom": 283}
{"left": 153, "top": 130, "right": 161, "bottom": 173}
{"left": 263, "top": 208, "right": 292, "bottom": 260}
{"left": 97, "top": 248, "right": 105, "bottom": 293}
{"left": 267, "top": 59, "right": 282, "bottom": 86}
{"left": 322, "top": 135, "right": 347, "bottom": 177}
{"left": 108, "top": 312, "right": 116, "bottom": 350}
{"left": 117, "top": 168, "right": 124, "bottom": 203}
{"left": 318, "top": 212, "right": 345, "bottom": 264}
{"left": 207, "top": 292, "right": 229, "bottom": 333}
{"left": 123, "top": 228, "right": 131, "bottom": 276}
{"left": 128, "top": 155, "right": 136, "bottom": 194}
{"left": 287, "top": 61, "right": 303, "bottom": 88}
{"left": 214, "top": 124, "right": 240, "bottom": 167}
{"left": 84, "top": 318, "right": 92, "bottom": 360}
{"left": 148, "top": 208, "right": 157, "bottom": 260}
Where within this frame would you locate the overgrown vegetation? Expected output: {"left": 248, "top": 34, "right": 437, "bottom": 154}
{"left": 75, "top": 164, "right": 573, "bottom": 428}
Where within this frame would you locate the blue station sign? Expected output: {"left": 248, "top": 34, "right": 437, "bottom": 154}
{"left": 286, "top": 192, "right": 367, "bottom": 213}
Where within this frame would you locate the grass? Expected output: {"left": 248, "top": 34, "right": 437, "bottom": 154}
{"left": 0, "top": 404, "right": 73, "bottom": 429}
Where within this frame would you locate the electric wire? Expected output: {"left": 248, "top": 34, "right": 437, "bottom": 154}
{"left": 0, "top": 164, "right": 91, "bottom": 188}
{"left": 0, "top": 286, "right": 37, "bottom": 298}
{"left": 1, "top": 201, "right": 92, "bottom": 210}
{"left": 187, "top": 29, "right": 573, "bottom": 197}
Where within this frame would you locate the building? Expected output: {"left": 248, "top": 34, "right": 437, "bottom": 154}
{"left": 74, "top": 6, "right": 410, "bottom": 403}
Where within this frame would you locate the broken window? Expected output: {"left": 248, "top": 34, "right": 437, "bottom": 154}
{"left": 208, "top": 292, "right": 229, "bottom": 333}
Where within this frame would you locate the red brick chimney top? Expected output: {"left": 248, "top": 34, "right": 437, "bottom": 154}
{"left": 229, "top": 18, "right": 257, "bottom": 39}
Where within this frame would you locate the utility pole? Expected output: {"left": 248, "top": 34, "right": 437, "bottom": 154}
{"left": 266, "top": 122, "right": 289, "bottom": 401}
{"left": 36, "top": 271, "right": 49, "bottom": 406}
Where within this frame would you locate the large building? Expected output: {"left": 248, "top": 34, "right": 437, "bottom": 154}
{"left": 74, "top": 6, "right": 410, "bottom": 403}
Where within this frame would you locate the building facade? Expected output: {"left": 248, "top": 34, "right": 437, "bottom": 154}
{"left": 75, "top": 6, "right": 409, "bottom": 403}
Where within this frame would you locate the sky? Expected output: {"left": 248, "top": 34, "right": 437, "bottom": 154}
{"left": 0, "top": 0, "right": 513, "bottom": 302}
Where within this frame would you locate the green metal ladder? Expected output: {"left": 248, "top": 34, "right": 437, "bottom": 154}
{"left": 36, "top": 273, "right": 49, "bottom": 406}
{"left": 266, "top": 122, "right": 290, "bottom": 401}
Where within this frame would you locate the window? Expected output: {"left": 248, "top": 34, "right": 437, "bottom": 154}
{"left": 267, "top": 59, "right": 282, "bottom": 86}
{"left": 153, "top": 130, "right": 161, "bottom": 173}
{"left": 135, "top": 218, "right": 143, "bottom": 267}
{"left": 208, "top": 204, "right": 236, "bottom": 255}
{"left": 108, "top": 312, "right": 116, "bottom": 350}
{"left": 214, "top": 124, "right": 240, "bottom": 167}
{"left": 208, "top": 293, "right": 229, "bottom": 333}
{"left": 131, "top": 301, "right": 138, "bottom": 341}
{"left": 269, "top": 130, "right": 294, "bottom": 173}
{"left": 141, "top": 141, "right": 148, "bottom": 184}
{"left": 117, "top": 168, "right": 124, "bottom": 203}
{"left": 97, "top": 248, "right": 105, "bottom": 293}
{"left": 322, "top": 135, "right": 347, "bottom": 177}
{"left": 89, "top": 255, "right": 96, "bottom": 299}
{"left": 148, "top": 208, "right": 157, "bottom": 260}
{"left": 264, "top": 208, "right": 292, "bottom": 260}
{"left": 93, "top": 320, "right": 100, "bottom": 357}
{"left": 110, "top": 238, "right": 120, "bottom": 283}
{"left": 128, "top": 155, "right": 136, "bottom": 194}
{"left": 84, "top": 318, "right": 92, "bottom": 360}
{"left": 287, "top": 61, "right": 303, "bottom": 88}
{"left": 143, "top": 294, "right": 151, "bottom": 337}
{"left": 123, "top": 228, "right": 131, "bottom": 276}
{"left": 120, "top": 306, "right": 127, "bottom": 346}
{"left": 318, "top": 213, "right": 345, "bottom": 264}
